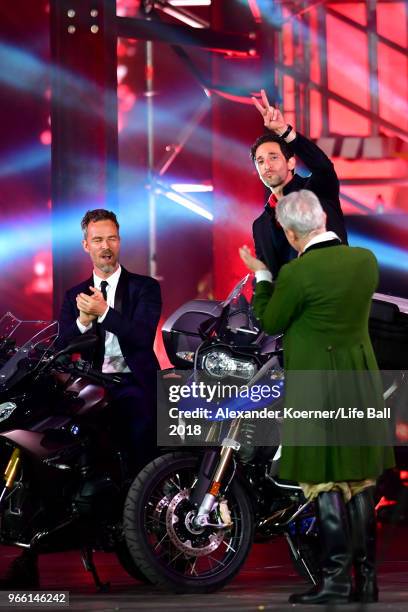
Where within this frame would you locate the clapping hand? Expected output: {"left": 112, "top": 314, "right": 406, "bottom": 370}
{"left": 239, "top": 245, "right": 268, "bottom": 272}
{"left": 76, "top": 286, "right": 108, "bottom": 325}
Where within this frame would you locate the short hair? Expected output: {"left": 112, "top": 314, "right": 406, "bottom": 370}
{"left": 250, "top": 133, "right": 294, "bottom": 163}
{"left": 81, "top": 209, "right": 119, "bottom": 238}
{"left": 276, "top": 190, "right": 326, "bottom": 236}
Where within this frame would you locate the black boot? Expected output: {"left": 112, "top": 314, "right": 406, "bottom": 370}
{"left": 0, "top": 550, "right": 39, "bottom": 589}
{"left": 289, "top": 491, "right": 352, "bottom": 605}
{"left": 348, "top": 487, "right": 378, "bottom": 603}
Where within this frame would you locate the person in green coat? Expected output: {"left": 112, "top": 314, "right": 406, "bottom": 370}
{"left": 239, "top": 189, "right": 394, "bottom": 606}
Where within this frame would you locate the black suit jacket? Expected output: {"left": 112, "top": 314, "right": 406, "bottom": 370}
{"left": 57, "top": 267, "right": 162, "bottom": 389}
{"left": 252, "top": 132, "right": 348, "bottom": 278}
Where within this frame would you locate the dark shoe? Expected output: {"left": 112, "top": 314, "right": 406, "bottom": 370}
{"left": 0, "top": 551, "right": 39, "bottom": 589}
{"left": 348, "top": 487, "right": 379, "bottom": 603}
{"left": 289, "top": 491, "right": 352, "bottom": 605}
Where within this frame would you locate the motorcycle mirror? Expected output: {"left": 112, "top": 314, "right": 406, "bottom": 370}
{"left": 51, "top": 334, "right": 99, "bottom": 361}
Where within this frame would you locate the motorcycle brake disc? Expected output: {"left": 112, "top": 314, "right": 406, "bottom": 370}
{"left": 165, "top": 489, "right": 225, "bottom": 557}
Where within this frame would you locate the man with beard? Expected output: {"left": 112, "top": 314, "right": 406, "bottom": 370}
{"left": 58, "top": 208, "right": 162, "bottom": 470}
{"left": 251, "top": 89, "right": 348, "bottom": 278}
{"left": 0, "top": 209, "right": 162, "bottom": 589}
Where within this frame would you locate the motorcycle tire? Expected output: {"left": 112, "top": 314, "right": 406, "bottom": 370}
{"left": 123, "top": 452, "right": 254, "bottom": 593}
{"left": 115, "top": 538, "right": 151, "bottom": 583}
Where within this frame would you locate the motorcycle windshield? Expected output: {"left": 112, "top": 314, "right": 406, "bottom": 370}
{"left": 221, "top": 274, "right": 250, "bottom": 308}
{"left": 0, "top": 313, "right": 59, "bottom": 391}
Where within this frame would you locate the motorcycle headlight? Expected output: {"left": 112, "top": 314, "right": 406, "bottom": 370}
{"left": 0, "top": 401, "right": 17, "bottom": 423}
{"left": 202, "top": 351, "right": 257, "bottom": 381}
{"left": 176, "top": 351, "right": 195, "bottom": 363}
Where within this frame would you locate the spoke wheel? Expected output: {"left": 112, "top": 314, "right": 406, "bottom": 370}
{"left": 123, "top": 452, "right": 253, "bottom": 593}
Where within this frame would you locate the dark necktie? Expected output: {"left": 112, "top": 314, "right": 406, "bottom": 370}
{"left": 100, "top": 280, "right": 108, "bottom": 301}
{"left": 93, "top": 281, "right": 109, "bottom": 369}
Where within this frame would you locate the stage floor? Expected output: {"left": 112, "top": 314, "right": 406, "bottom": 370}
{"left": 1, "top": 523, "right": 408, "bottom": 610}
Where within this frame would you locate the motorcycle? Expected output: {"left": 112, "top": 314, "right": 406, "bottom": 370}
{"left": 122, "top": 276, "right": 317, "bottom": 593}
{"left": 122, "top": 276, "right": 408, "bottom": 594}
{"left": 0, "top": 312, "right": 147, "bottom": 590}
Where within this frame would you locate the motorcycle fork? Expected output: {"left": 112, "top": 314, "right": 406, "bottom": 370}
{"left": 193, "top": 420, "right": 241, "bottom": 527}
{"left": 190, "top": 449, "right": 219, "bottom": 508}
{"left": 0, "top": 448, "right": 21, "bottom": 510}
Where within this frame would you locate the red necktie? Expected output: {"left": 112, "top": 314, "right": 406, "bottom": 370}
{"left": 268, "top": 193, "right": 280, "bottom": 226}
{"left": 268, "top": 193, "right": 278, "bottom": 208}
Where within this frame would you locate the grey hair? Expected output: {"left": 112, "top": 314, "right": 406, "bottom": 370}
{"left": 275, "top": 190, "right": 326, "bottom": 236}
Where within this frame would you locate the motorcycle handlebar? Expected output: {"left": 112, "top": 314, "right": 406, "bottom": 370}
{"left": 76, "top": 363, "right": 123, "bottom": 385}
{"left": 54, "top": 355, "right": 122, "bottom": 385}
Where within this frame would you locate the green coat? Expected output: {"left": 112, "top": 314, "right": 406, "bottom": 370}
{"left": 253, "top": 243, "right": 395, "bottom": 483}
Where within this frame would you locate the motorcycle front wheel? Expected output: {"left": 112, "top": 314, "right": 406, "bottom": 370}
{"left": 115, "top": 537, "right": 151, "bottom": 583}
{"left": 123, "top": 452, "right": 254, "bottom": 593}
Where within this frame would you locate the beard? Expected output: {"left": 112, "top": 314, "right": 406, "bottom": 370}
{"left": 262, "top": 173, "right": 284, "bottom": 188}
{"left": 96, "top": 250, "right": 118, "bottom": 274}
{"left": 98, "top": 262, "right": 116, "bottom": 274}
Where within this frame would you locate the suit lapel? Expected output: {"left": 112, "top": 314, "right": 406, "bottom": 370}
{"left": 114, "top": 266, "right": 129, "bottom": 314}
{"left": 83, "top": 276, "right": 94, "bottom": 294}
{"left": 261, "top": 211, "right": 280, "bottom": 258}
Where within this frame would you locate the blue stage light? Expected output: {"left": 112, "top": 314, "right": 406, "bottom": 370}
{"left": 0, "top": 145, "right": 49, "bottom": 178}
{"left": 348, "top": 231, "right": 408, "bottom": 272}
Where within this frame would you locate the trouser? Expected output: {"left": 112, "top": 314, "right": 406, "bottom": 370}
{"left": 107, "top": 374, "right": 157, "bottom": 474}
{"left": 300, "top": 478, "right": 376, "bottom": 502}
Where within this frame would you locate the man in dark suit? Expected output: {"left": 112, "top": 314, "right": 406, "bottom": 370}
{"left": 0, "top": 209, "right": 161, "bottom": 589}
{"left": 251, "top": 89, "right": 347, "bottom": 278}
{"left": 58, "top": 208, "right": 162, "bottom": 473}
{"left": 240, "top": 190, "right": 393, "bottom": 605}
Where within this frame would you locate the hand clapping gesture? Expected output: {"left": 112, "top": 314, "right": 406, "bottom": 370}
{"left": 76, "top": 286, "right": 108, "bottom": 326}
{"left": 239, "top": 245, "right": 268, "bottom": 273}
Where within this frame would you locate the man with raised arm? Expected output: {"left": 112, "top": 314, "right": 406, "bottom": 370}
{"left": 251, "top": 89, "right": 347, "bottom": 278}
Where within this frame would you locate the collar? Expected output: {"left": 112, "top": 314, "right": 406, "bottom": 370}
{"left": 93, "top": 264, "right": 122, "bottom": 291}
{"left": 302, "top": 231, "right": 340, "bottom": 254}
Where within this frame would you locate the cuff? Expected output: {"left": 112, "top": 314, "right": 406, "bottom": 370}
{"left": 255, "top": 269, "right": 273, "bottom": 283}
{"left": 76, "top": 318, "right": 92, "bottom": 333}
{"left": 97, "top": 305, "right": 110, "bottom": 323}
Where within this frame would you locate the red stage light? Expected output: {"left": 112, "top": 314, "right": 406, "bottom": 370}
{"left": 40, "top": 130, "right": 52, "bottom": 145}
{"left": 247, "top": 0, "right": 262, "bottom": 23}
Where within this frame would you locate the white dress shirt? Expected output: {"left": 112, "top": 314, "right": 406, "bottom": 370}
{"left": 76, "top": 265, "right": 131, "bottom": 373}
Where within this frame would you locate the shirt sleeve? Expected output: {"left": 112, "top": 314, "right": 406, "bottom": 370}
{"left": 97, "top": 305, "right": 110, "bottom": 323}
{"left": 255, "top": 270, "right": 273, "bottom": 283}
{"left": 76, "top": 318, "right": 93, "bottom": 334}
